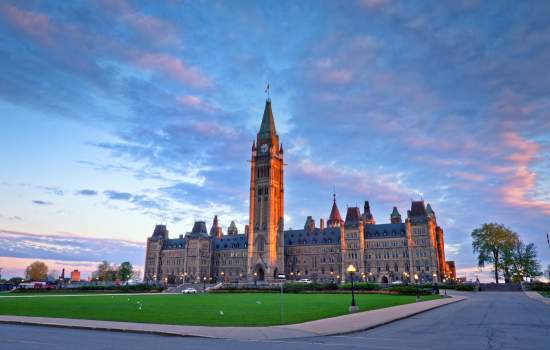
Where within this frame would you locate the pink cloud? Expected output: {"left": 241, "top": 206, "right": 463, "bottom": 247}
{"left": 98, "top": 0, "right": 180, "bottom": 44}
{"left": 498, "top": 132, "right": 550, "bottom": 214}
{"left": 0, "top": 3, "right": 55, "bottom": 46}
{"left": 187, "top": 121, "right": 238, "bottom": 140}
{"left": 132, "top": 52, "right": 213, "bottom": 89}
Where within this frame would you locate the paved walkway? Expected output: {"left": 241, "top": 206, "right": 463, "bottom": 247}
{"left": 0, "top": 295, "right": 464, "bottom": 340}
{"left": 524, "top": 290, "right": 550, "bottom": 305}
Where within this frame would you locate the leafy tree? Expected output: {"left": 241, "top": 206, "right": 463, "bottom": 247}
{"left": 509, "top": 241, "right": 541, "bottom": 282}
{"left": 118, "top": 261, "right": 134, "bottom": 284}
{"left": 25, "top": 261, "right": 48, "bottom": 281}
{"left": 471, "top": 223, "right": 518, "bottom": 284}
{"left": 93, "top": 260, "right": 116, "bottom": 282}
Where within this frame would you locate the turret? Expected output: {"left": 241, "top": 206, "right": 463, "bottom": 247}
{"left": 210, "top": 215, "right": 223, "bottom": 239}
{"left": 227, "top": 220, "right": 238, "bottom": 235}
{"left": 390, "top": 206, "right": 402, "bottom": 224}
{"left": 304, "top": 216, "right": 316, "bottom": 232}
{"left": 327, "top": 193, "right": 344, "bottom": 228}
{"left": 363, "top": 200, "right": 375, "bottom": 224}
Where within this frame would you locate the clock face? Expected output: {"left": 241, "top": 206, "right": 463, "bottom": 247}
{"left": 260, "top": 144, "right": 268, "bottom": 153}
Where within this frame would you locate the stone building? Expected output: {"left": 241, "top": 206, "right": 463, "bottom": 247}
{"left": 144, "top": 99, "right": 454, "bottom": 285}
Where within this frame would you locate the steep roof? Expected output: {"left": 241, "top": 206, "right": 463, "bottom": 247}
{"left": 227, "top": 220, "right": 238, "bottom": 235}
{"left": 391, "top": 206, "right": 401, "bottom": 217}
{"left": 150, "top": 224, "right": 168, "bottom": 241}
{"left": 365, "top": 223, "right": 407, "bottom": 239}
{"left": 426, "top": 203, "right": 435, "bottom": 216}
{"left": 327, "top": 195, "right": 343, "bottom": 224}
{"left": 345, "top": 207, "right": 361, "bottom": 225}
{"left": 258, "top": 100, "right": 277, "bottom": 138}
{"left": 213, "top": 234, "right": 248, "bottom": 250}
{"left": 284, "top": 227, "right": 341, "bottom": 247}
{"left": 410, "top": 201, "right": 428, "bottom": 217}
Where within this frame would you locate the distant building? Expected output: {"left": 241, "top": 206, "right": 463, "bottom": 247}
{"left": 445, "top": 261, "right": 456, "bottom": 280}
{"left": 70, "top": 270, "right": 81, "bottom": 282}
{"left": 145, "top": 99, "right": 451, "bottom": 285}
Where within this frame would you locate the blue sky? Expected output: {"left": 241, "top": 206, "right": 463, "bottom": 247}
{"left": 0, "top": 0, "right": 549, "bottom": 280}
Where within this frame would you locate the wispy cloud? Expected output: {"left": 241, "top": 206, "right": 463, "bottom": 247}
{"left": 32, "top": 200, "right": 53, "bottom": 206}
{"left": 75, "top": 189, "right": 98, "bottom": 196}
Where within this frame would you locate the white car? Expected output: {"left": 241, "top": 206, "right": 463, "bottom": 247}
{"left": 182, "top": 288, "right": 197, "bottom": 294}
{"left": 297, "top": 278, "right": 313, "bottom": 284}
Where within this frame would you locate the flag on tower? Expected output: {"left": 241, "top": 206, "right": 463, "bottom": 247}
{"left": 265, "top": 83, "right": 270, "bottom": 100}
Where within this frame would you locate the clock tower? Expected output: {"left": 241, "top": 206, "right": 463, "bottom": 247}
{"left": 247, "top": 98, "right": 284, "bottom": 282}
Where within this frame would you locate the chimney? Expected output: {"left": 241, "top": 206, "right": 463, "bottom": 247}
{"left": 320, "top": 218, "right": 325, "bottom": 231}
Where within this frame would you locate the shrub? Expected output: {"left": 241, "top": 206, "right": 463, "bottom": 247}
{"left": 340, "top": 282, "right": 381, "bottom": 291}
{"left": 455, "top": 284, "right": 475, "bottom": 291}
{"left": 530, "top": 283, "right": 550, "bottom": 292}
{"left": 387, "top": 285, "right": 432, "bottom": 295}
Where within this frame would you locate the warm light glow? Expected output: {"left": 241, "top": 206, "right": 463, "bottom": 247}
{"left": 414, "top": 273, "right": 419, "bottom": 280}
{"left": 346, "top": 264, "right": 356, "bottom": 273}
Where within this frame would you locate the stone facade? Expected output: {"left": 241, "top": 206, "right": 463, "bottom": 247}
{"left": 144, "top": 99, "right": 454, "bottom": 285}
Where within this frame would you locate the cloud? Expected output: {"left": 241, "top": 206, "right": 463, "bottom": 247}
{"left": 32, "top": 200, "right": 53, "bottom": 206}
{"left": 103, "top": 190, "right": 132, "bottom": 201}
{"left": 75, "top": 189, "right": 98, "bottom": 196}
{"left": 130, "top": 52, "right": 213, "bottom": 89}
{"left": 0, "top": 230, "right": 145, "bottom": 278}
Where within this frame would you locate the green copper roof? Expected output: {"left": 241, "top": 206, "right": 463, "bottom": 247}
{"left": 426, "top": 203, "right": 435, "bottom": 216}
{"left": 259, "top": 100, "right": 277, "bottom": 137}
{"left": 391, "top": 206, "right": 401, "bottom": 217}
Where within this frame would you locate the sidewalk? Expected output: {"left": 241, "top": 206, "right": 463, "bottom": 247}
{"left": 0, "top": 295, "right": 466, "bottom": 340}
{"left": 524, "top": 291, "right": 550, "bottom": 305}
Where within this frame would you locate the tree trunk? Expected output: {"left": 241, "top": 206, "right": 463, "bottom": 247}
{"left": 493, "top": 250, "right": 499, "bottom": 284}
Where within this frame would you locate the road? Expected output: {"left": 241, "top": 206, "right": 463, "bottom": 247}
{"left": 1, "top": 292, "right": 548, "bottom": 350}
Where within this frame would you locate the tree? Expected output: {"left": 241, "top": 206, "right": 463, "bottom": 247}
{"left": 471, "top": 223, "right": 518, "bottom": 284}
{"left": 93, "top": 261, "right": 116, "bottom": 282}
{"left": 118, "top": 261, "right": 134, "bottom": 284}
{"left": 509, "top": 241, "right": 541, "bottom": 282}
{"left": 25, "top": 261, "right": 48, "bottom": 281}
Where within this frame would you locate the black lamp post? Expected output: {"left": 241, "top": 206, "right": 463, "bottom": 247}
{"left": 203, "top": 276, "right": 206, "bottom": 290}
{"left": 347, "top": 264, "right": 358, "bottom": 313}
{"left": 414, "top": 273, "right": 420, "bottom": 302}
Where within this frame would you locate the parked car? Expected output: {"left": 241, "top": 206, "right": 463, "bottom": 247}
{"left": 182, "top": 288, "right": 197, "bottom": 294}
{"left": 297, "top": 278, "right": 313, "bottom": 284}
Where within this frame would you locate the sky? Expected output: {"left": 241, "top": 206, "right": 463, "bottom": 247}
{"left": 0, "top": 0, "right": 549, "bottom": 281}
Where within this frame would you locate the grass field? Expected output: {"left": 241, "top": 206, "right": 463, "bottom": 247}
{"left": 0, "top": 292, "right": 440, "bottom": 326}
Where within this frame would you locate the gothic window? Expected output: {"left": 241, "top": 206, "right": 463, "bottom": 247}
{"left": 394, "top": 263, "right": 398, "bottom": 272}
{"left": 256, "top": 235, "right": 265, "bottom": 252}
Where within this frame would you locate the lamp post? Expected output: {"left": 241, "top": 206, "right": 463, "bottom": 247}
{"left": 432, "top": 273, "right": 438, "bottom": 294}
{"left": 414, "top": 273, "right": 420, "bottom": 302}
{"left": 221, "top": 271, "right": 225, "bottom": 283}
{"left": 203, "top": 276, "right": 206, "bottom": 290}
{"left": 347, "top": 264, "right": 358, "bottom": 313}
{"left": 254, "top": 272, "right": 257, "bottom": 287}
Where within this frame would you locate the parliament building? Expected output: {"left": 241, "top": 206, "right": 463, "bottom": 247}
{"left": 144, "top": 99, "right": 454, "bottom": 285}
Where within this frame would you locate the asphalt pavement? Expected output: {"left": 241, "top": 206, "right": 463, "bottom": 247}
{"left": 1, "top": 291, "right": 548, "bottom": 350}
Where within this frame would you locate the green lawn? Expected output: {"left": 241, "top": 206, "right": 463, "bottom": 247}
{"left": 0, "top": 293, "right": 440, "bottom": 326}
{"left": 539, "top": 291, "right": 550, "bottom": 298}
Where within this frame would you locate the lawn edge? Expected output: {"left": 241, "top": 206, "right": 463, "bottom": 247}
{"left": 0, "top": 295, "right": 466, "bottom": 340}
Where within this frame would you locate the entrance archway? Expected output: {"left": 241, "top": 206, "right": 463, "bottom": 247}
{"left": 381, "top": 276, "right": 389, "bottom": 284}
{"left": 256, "top": 266, "right": 265, "bottom": 281}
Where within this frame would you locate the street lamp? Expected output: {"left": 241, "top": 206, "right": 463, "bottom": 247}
{"left": 414, "top": 273, "right": 420, "bottom": 302}
{"left": 254, "top": 272, "right": 257, "bottom": 287}
{"left": 346, "top": 264, "right": 358, "bottom": 313}
{"left": 203, "top": 276, "right": 206, "bottom": 290}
